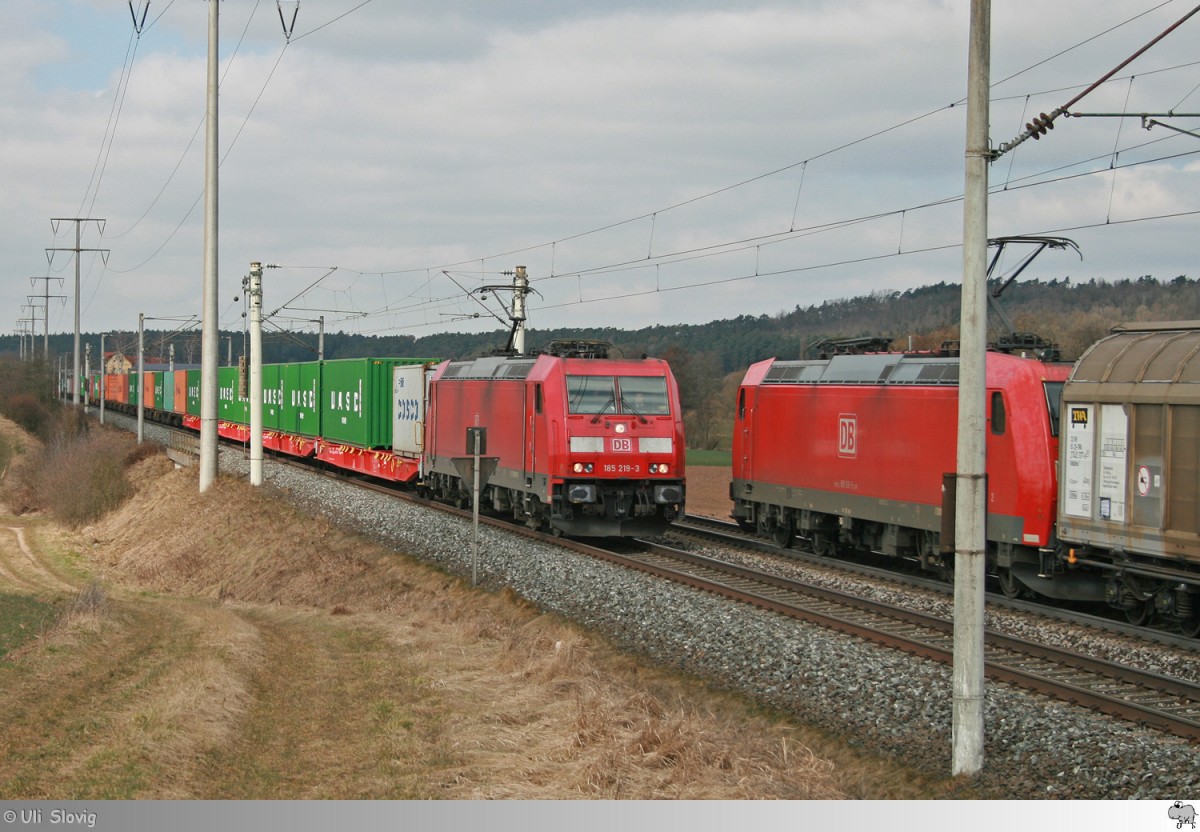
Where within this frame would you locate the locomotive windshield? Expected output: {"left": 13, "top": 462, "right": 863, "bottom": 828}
{"left": 567, "top": 375, "right": 670, "bottom": 415}
{"left": 1043, "top": 381, "right": 1064, "bottom": 437}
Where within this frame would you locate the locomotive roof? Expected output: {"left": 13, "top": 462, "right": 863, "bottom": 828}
{"left": 1068, "top": 323, "right": 1200, "bottom": 399}
{"left": 762, "top": 353, "right": 963, "bottom": 385}
{"left": 441, "top": 355, "right": 538, "bottom": 380}
{"left": 440, "top": 352, "right": 668, "bottom": 381}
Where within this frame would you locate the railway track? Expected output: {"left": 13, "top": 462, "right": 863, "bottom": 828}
{"left": 676, "top": 513, "right": 1200, "bottom": 650}
{"left": 574, "top": 535, "right": 1200, "bottom": 742}
{"left": 108, "top": 411, "right": 1200, "bottom": 741}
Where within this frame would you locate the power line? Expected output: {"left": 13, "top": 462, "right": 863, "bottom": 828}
{"left": 331, "top": 138, "right": 1197, "bottom": 329}
{"left": 44, "top": 1, "right": 1200, "bottom": 337}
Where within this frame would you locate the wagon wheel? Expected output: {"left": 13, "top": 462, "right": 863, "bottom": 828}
{"left": 772, "top": 522, "right": 795, "bottom": 549}
{"left": 997, "top": 568, "right": 1024, "bottom": 599}
{"left": 810, "top": 533, "right": 835, "bottom": 558}
{"left": 1181, "top": 613, "right": 1200, "bottom": 639}
{"left": 1124, "top": 599, "right": 1153, "bottom": 627}
{"left": 937, "top": 556, "right": 955, "bottom": 584}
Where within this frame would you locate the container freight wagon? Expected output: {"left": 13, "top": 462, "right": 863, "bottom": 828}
{"left": 176, "top": 357, "right": 437, "bottom": 481}
{"left": 313, "top": 357, "right": 438, "bottom": 481}
{"left": 731, "top": 350, "right": 1069, "bottom": 590}
{"left": 422, "top": 342, "right": 686, "bottom": 537}
{"left": 1057, "top": 322, "right": 1200, "bottom": 632}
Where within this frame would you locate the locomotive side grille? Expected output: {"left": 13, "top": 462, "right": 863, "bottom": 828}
{"left": 493, "top": 361, "right": 536, "bottom": 378}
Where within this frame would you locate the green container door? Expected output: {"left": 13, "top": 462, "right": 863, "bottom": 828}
{"left": 154, "top": 372, "right": 166, "bottom": 411}
{"left": 128, "top": 373, "right": 139, "bottom": 407}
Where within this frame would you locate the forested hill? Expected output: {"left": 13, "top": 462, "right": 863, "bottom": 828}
{"left": 410, "top": 274, "right": 1198, "bottom": 372}
{"left": 4, "top": 275, "right": 1196, "bottom": 375}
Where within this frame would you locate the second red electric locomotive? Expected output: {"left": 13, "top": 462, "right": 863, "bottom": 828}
{"left": 731, "top": 349, "right": 1070, "bottom": 590}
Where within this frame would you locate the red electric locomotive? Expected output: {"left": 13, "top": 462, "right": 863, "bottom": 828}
{"left": 422, "top": 340, "right": 686, "bottom": 536}
{"left": 731, "top": 348, "right": 1070, "bottom": 591}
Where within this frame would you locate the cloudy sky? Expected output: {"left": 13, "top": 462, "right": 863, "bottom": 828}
{"left": 3, "top": 1, "right": 1198, "bottom": 344}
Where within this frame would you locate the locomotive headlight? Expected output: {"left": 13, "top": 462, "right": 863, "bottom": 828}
{"left": 650, "top": 463, "right": 669, "bottom": 474}
{"left": 573, "top": 462, "right": 584, "bottom": 473}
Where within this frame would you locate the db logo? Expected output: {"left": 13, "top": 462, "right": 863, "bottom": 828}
{"left": 838, "top": 414, "right": 857, "bottom": 458}
{"left": 611, "top": 437, "right": 632, "bottom": 453}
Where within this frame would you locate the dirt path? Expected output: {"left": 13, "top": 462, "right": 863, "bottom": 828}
{"left": 3, "top": 525, "right": 77, "bottom": 594}
{"left": 0, "top": 596, "right": 258, "bottom": 798}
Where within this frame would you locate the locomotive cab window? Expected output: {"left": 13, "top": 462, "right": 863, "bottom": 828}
{"left": 566, "top": 375, "right": 670, "bottom": 415}
{"left": 990, "top": 391, "right": 1006, "bottom": 435}
{"left": 617, "top": 376, "right": 670, "bottom": 415}
{"left": 1043, "top": 381, "right": 1064, "bottom": 436}
{"left": 567, "top": 376, "right": 616, "bottom": 414}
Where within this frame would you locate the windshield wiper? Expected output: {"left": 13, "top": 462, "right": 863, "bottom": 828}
{"left": 590, "top": 395, "right": 615, "bottom": 423}
{"left": 620, "top": 397, "right": 649, "bottom": 423}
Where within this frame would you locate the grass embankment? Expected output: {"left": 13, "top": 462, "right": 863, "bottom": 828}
{"left": 0, "top": 411, "right": 964, "bottom": 799}
{"left": 686, "top": 448, "right": 731, "bottom": 467}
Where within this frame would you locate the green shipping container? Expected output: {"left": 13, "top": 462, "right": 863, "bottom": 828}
{"left": 320, "top": 358, "right": 434, "bottom": 448}
{"left": 186, "top": 369, "right": 201, "bottom": 416}
{"left": 128, "top": 372, "right": 139, "bottom": 407}
{"left": 154, "top": 372, "right": 166, "bottom": 411}
{"left": 217, "top": 366, "right": 249, "bottom": 424}
{"left": 277, "top": 361, "right": 321, "bottom": 437}
{"left": 262, "top": 362, "right": 284, "bottom": 431}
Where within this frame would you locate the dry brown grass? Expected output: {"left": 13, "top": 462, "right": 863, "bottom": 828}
{"left": 0, "top": 413, "right": 959, "bottom": 799}
{"left": 4, "top": 416, "right": 145, "bottom": 528}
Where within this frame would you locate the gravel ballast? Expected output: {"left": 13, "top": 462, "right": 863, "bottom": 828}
{"left": 117, "top": 415, "right": 1200, "bottom": 798}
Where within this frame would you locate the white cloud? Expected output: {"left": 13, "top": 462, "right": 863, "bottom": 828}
{"left": 2, "top": 1, "right": 1197, "bottom": 344}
